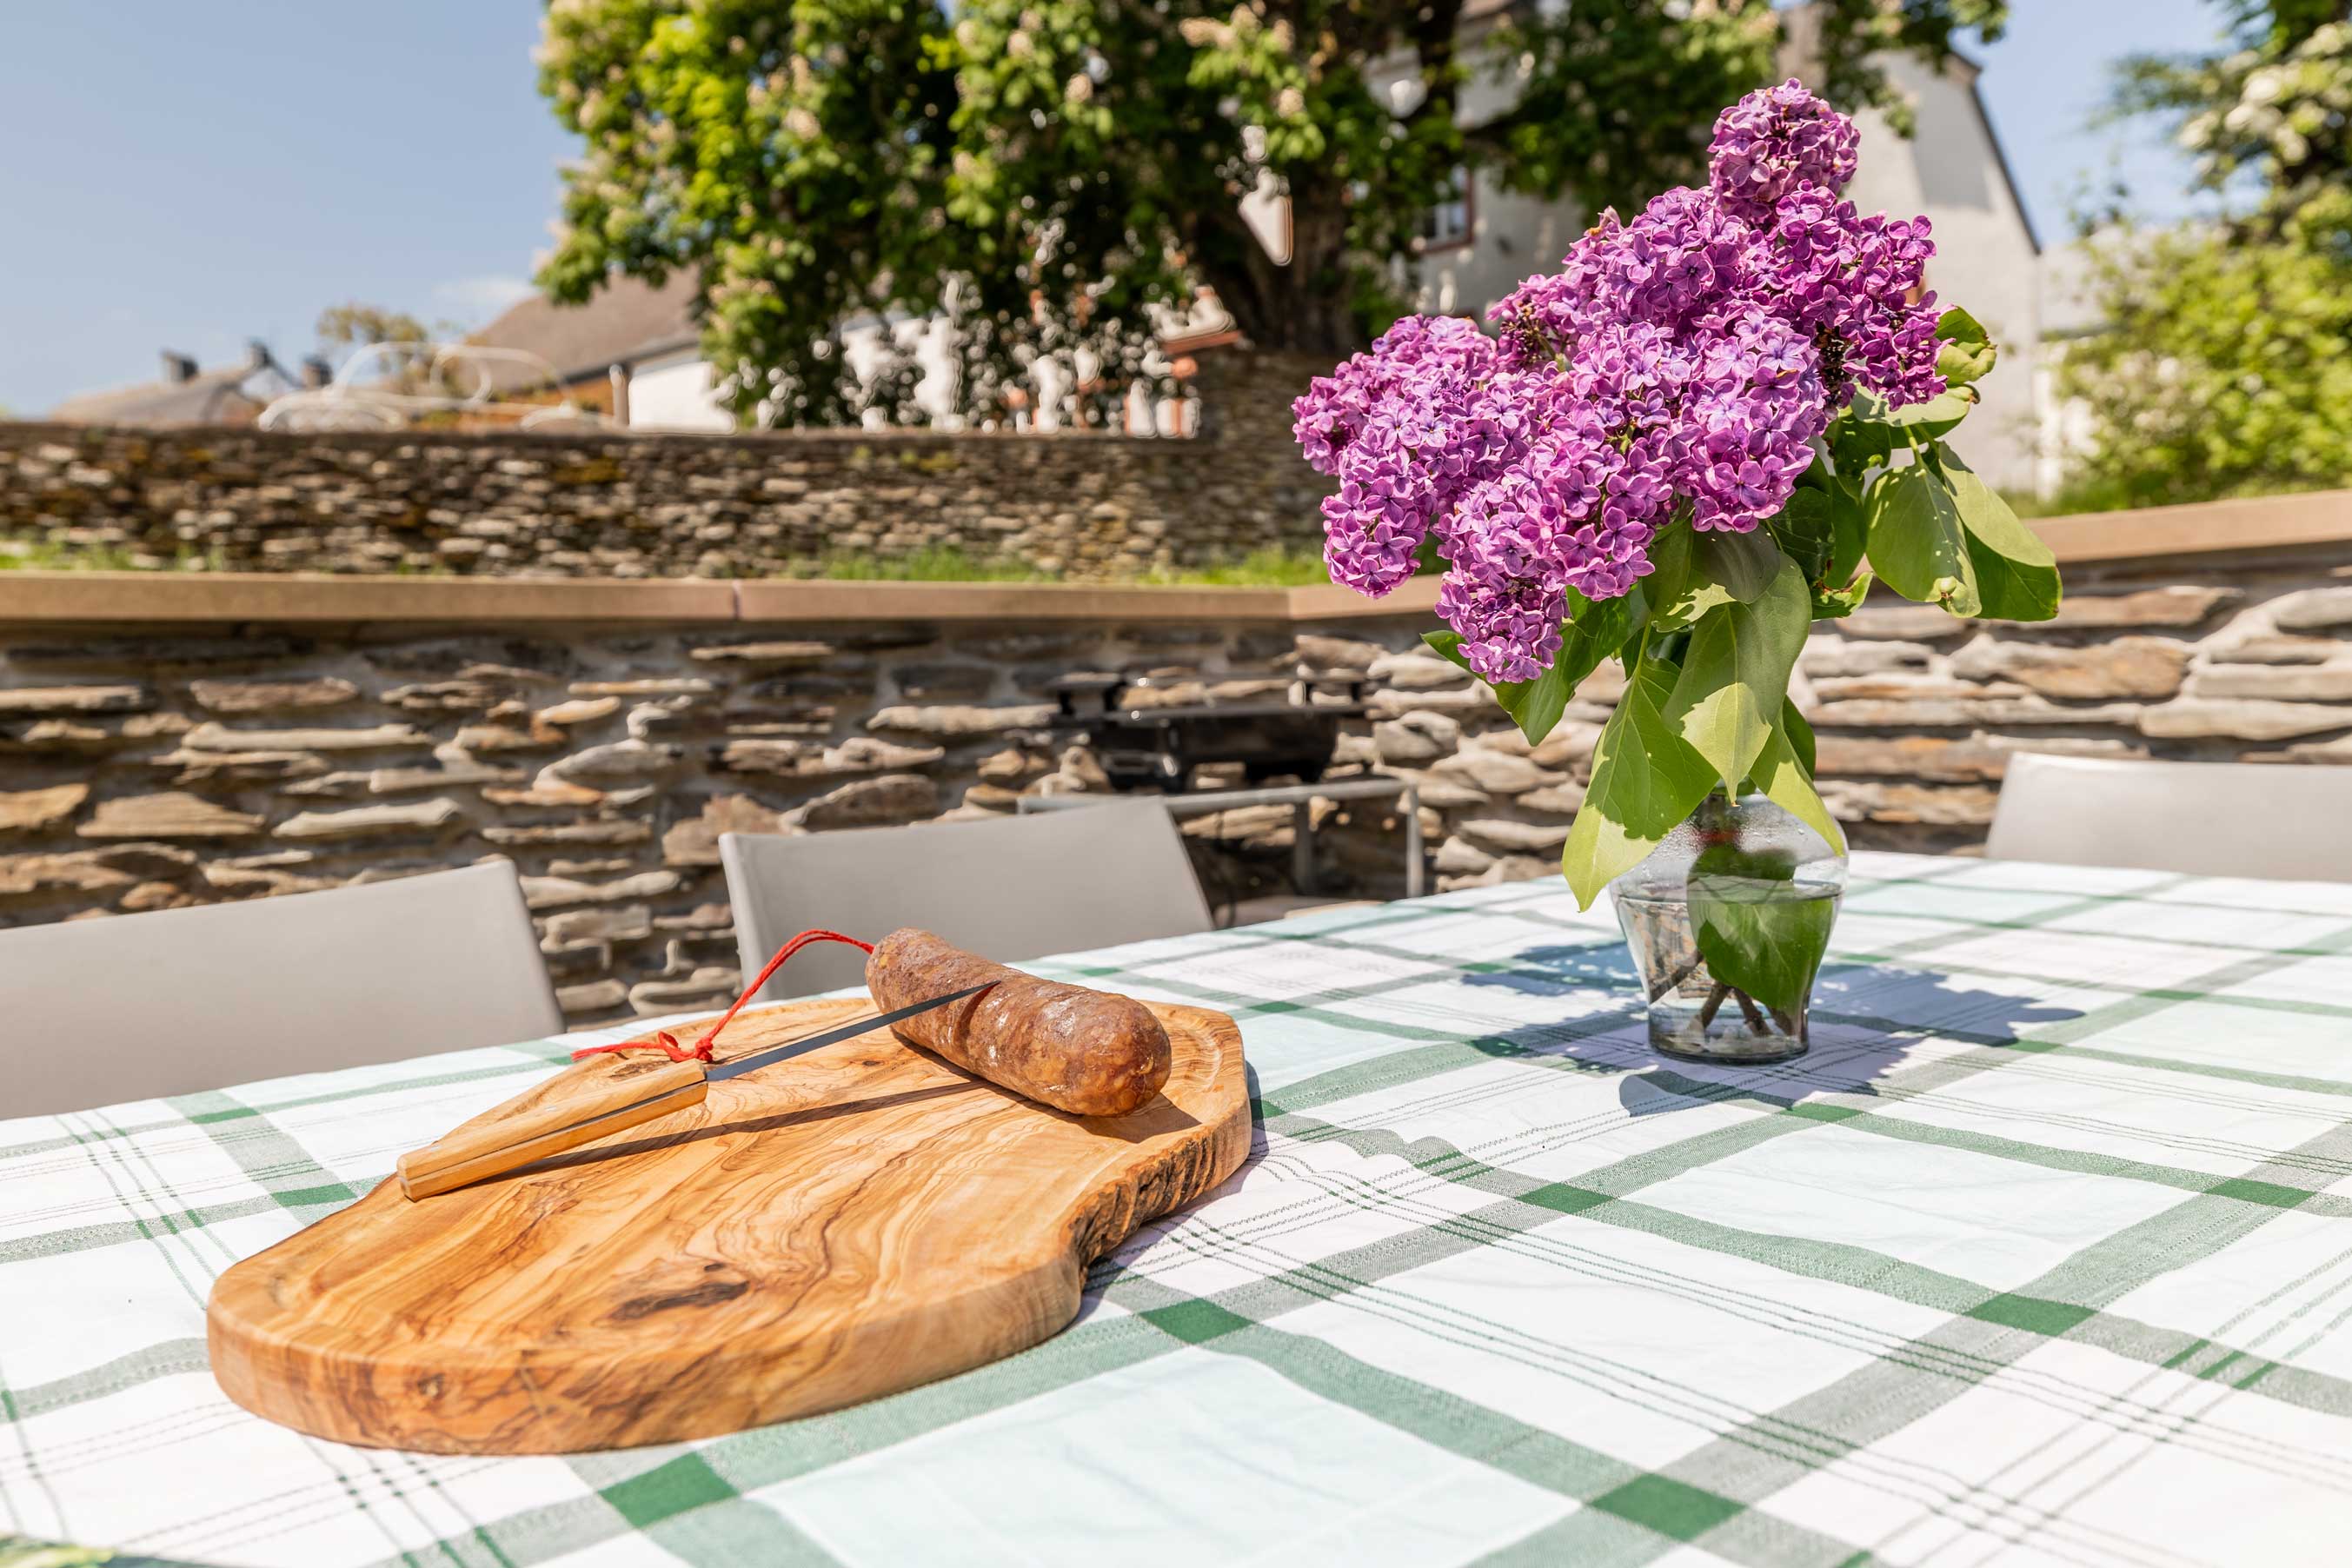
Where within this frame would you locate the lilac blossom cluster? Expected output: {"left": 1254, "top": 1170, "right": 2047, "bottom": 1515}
{"left": 1291, "top": 80, "right": 1944, "bottom": 682}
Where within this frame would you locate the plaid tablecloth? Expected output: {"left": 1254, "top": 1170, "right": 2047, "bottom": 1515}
{"left": 8, "top": 850, "right": 2352, "bottom": 1568}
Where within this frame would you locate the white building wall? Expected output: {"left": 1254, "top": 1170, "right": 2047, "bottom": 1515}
{"left": 1844, "top": 55, "right": 2043, "bottom": 494}
{"left": 626, "top": 351, "right": 734, "bottom": 432}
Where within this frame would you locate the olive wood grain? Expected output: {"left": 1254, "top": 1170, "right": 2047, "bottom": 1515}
{"left": 395, "top": 1055, "right": 708, "bottom": 1200}
{"left": 205, "top": 996, "right": 1249, "bottom": 1453}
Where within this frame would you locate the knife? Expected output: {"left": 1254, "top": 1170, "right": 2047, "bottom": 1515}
{"left": 394, "top": 982, "right": 996, "bottom": 1200}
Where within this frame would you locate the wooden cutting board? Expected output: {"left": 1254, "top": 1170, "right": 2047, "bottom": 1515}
{"left": 206, "top": 996, "right": 1249, "bottom": 1454}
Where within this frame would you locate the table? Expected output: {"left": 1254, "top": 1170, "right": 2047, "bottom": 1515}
{"left": 8, "top": 851, "right": 2352, "bottom": 1567}
{"left": 1018, "top": 775, "right": 1427, "bottom": 899}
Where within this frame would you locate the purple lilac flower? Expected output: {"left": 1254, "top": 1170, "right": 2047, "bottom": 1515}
{"left": 1707, "top": 78, "right": 1860, "bottom": 222}
{"left": 1297, "top": 79, "right": 1947, "bottom": 677}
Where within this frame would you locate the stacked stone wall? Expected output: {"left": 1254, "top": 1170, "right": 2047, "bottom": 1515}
{"left": 0, "top": 351, "right": 1332, "bottom": 581}
{"left": 8, "top": 550, "right": 2352, "bottom": 1021}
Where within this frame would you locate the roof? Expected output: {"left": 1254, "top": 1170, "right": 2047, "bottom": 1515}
{"left": 50, "top": 362, "right": 294, "bottom": 428}
{"left": 468, "top": 272, "right": 702, "bottom": 389}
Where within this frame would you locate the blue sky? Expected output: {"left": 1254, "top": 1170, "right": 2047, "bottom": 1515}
{"left": 0, "top": 1, "right": 2229, "bottom": 415}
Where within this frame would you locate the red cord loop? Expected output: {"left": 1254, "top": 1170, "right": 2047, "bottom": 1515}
{"left": 569, "top": 929, "right": 876, "bottom": 1066}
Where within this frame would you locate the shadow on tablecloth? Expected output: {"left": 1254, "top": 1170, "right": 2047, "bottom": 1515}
{"left": 1459, "top": 938, "right": 2083, "bottom": 1113}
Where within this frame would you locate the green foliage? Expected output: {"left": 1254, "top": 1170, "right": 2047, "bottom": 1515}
{"left": 1933, "top": 307, "right": 1998, "bottom": 387}
{"left": 315, "top": 302, "right": 440, "bottom": 354}
{"left": 0, "top": 539, "right": 223, "bottom": 573}
{"left": 1425, "top": 583, "right": 1642, "bottom": 745}
{"left": 1143, "top": 546, "right": 1335, "bottom": 587}
{"left": 1865, "top": 463, "right": 1978, "bottom": 615}
{"left": 2063, "top": 4, "right": 2352, "bottom": 506}
{"left": 785, "top": 545, "right": 1053, "bottom": 582}
{"left": 1751, "top": 710, "right": 1842, "bottom": 854}
{"left": 2056, "top": 227, "right": 2352, "bottom": 506}
{"left": 1689, "top": 872, "right": 1838, "bottom": 1014}
{"left": 535, "top": 0, "right": 2003, "bottom": 427}
{"left": 1662, "top": 553, "right": 1810, "bottom": 791}
{"left": 779, "top": 542, "right": 1330, "bottom": 584}
{"left": 1561, "top": 658, "right": 1723, "bottom": 907}
{"left": 2106, "top": 5, "right": 2349, "bottom": 249}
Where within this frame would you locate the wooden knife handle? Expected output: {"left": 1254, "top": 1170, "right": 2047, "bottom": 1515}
{"left": 396, "top": 1056, "right": 710, "bottom": 1200}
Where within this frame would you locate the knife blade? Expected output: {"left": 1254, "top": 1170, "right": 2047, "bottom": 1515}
{"left": 395, "top": 981, "right": 995, "bottom": 1200}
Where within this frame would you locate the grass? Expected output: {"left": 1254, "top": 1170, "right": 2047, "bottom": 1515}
{"left": 0, "top": 538, "right": 223, "bottom": 572}
{"left": 1139, "top": 545, "right": 1330, "bottom": 587}
{"left": 776, "top": 541, "right": 1330, "bottom": 586}
{"left": 2004, "top": 477, "right": 2342, "bottom": 520}
{"left": 0, "top": 533, "right": 1331, "bottom": 587}
{"left": 781, "top": 544, "right": 1055, "bottom": 582}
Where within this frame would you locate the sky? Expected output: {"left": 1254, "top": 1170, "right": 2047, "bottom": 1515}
{"left": 0, "top": 0, "right": 2234, "bottom": 415}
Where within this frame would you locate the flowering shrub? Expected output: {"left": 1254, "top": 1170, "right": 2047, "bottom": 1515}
{"left": 1293, "top": 81, "right": 2061, "bottom": 907}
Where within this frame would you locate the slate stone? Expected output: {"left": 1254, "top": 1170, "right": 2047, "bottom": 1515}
{"left": 1949, "top": 635, "right": 2190, "bottom": 699}
{"left": 0, "top": 685, "right": 151, "bottom": 716}
{"left": 274, "top": 800, "right": 468, "bottom": 841}
{"left": 0, "top": 783, "right": 88, "bottom": 834}
{"left": 79, "top": 792, "right": 263, "bottom": 840}
{"left": 189, "top": 678, "right": 360, "bottom": 714}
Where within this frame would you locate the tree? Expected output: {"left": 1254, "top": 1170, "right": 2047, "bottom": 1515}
{"left": 2057, "top": 229, "right": 2352, "bottom": 506}
{"left": 533, "top": 0, "right": 2003, "bottom": 427}
{"left": 314, "top": 303, "right": 465, "bottom": 395}
{"left": 2057, "top": 3, "right": 2351, "bottom": 505}
{"left": 315, "top": 302, "right": 437, "bottom": 355}
{"left": 2109, "top": 1, "right": 2349, "bottom": 245}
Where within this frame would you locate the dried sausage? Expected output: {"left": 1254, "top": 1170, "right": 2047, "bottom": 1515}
{"left": 865, "top": 928, "right": 1171, "bottom": 1116}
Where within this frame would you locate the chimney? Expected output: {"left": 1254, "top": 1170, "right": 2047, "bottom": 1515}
{"left": 302, "top": 355, "right": 333, "bottom": 390}
{"left": 161, "top": 351, "right": 199, "bottom": 384}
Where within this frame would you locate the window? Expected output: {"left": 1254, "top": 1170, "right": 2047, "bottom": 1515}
{"left": 1419, "top": 166, "right": 1472, "bottom": 251}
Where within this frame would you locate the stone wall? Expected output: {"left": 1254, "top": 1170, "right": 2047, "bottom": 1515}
{"left": 0, "top": 350, "right": 1332, "bottom": 580}
{"left": 6, "top": 541, "right": 2352, "bottom": 1024}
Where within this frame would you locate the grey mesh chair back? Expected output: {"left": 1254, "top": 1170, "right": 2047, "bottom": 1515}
{"left": 6, "top": 861, "right": 562, "bottom": 1119}
{"left": 721, "top": 799, "right": 1214, "bottom": 1000}
{"left": 1985, "top": 754, "right": 2352, "bottom": 881}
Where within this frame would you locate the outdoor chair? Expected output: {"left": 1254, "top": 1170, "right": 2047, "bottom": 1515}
{"left": 1985, "top": 753, "right": 2352, "bottom": 881}
{"left": 6, "top": 861, "right": 562, "bottom": 1119}
{"left": 720, "top": 798, "right": 1214, "bottom": 1000}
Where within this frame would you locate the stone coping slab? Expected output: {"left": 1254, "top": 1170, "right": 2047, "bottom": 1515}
{"left": 2032, "top": 487, "right": 2352, "bottom": 563}
{"left": 1, "top": 487, "right": 2345, "bottom": 628}
{"left": 0, "top": 574, "right": 736, "bottom": 626}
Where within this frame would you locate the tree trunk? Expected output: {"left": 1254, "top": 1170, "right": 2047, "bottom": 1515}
{"left": 1194, "top": 189, "right": 1367, "bottom": 362}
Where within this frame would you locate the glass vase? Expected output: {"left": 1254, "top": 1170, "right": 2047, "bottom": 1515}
{"left": 1609, "top": 790, "right": 1847, "bottom": 1065}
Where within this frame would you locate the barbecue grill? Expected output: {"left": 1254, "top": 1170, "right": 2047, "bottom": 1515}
{"left": 1048, "top": 672, "right": 1369, "bottom": 792}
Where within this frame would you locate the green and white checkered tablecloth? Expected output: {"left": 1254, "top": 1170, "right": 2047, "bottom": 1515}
{"left": 8, "top": 850, "right": 2352, "bottom": 1568}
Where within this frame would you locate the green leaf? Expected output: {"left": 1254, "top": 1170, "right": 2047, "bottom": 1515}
{"left": 1883, "top": 388, "right": 1974, "bottom": 437}
{"left": 1689, "top": 878, "right": 1838, "bottom": 1014}
{"left": 1748, "top": 714, "right": 1845, "bottom": 855}
{"left": 1769, "top": 488, "right": 1835, "bottom": 584}
{"left": 1422, "top": 585, "right": 1640, "bottom": 746}
{"left": 1647, "top": 525, "right": 1777, "bottom": 631}
{"left": 1697, "top": 528, "right": 1781, "bottom": 602}
{"left": 1638, "top": 520, "right": 1693, "bottom": 621}
{"left": 1559, "top": 658, "right": 1720, "bottom": 909}
{"left": 1423, "top": 628, "right": 1565, "bottom": 744}
{"left": 1811, "top": 568, "right": 1873, "bottom": 620}
{"left": 1663, "top": 553, "right": 1811, "bottom": 790}
{"left": 1829, "top": 396, "right": 1897, "bottom": 475}
{"left": 1934, "top": 307, "right": 1998, "bottom": 387}
{"left": 1864, "top": 464, "right": 1981, "bottom": 616}
{"left": 1779, "top": 696, "right": 1816, "bottom": 776}
{"left": 1937, "top": 453, "right": 2062, "bottom": 622}
{"left": 1826, "top": 480, "right": 1869, "bottom": 583}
